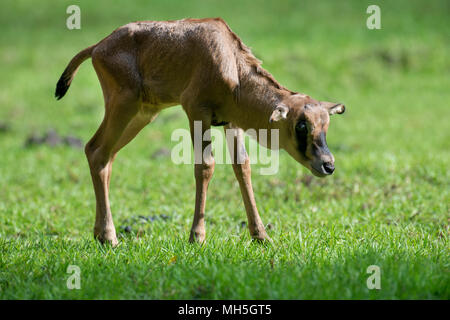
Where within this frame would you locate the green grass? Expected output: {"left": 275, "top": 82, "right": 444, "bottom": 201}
{"left": 0, "top": 0, "right": 449, "bottom": 299}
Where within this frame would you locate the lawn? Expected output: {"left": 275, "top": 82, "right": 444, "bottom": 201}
{"left": 0, "top": 0, "right": 448, "bottom": 299}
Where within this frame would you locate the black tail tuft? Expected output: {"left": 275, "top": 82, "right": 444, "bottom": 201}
{"left": 55, "top": 71, "right": 70, "bottom": 100}
{"left": 55, "top": 44, "right": 95, "bottom": 100}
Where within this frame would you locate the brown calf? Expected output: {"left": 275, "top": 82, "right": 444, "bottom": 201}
{"left": 55, "top": 18, "right": 345, "bottom": 245}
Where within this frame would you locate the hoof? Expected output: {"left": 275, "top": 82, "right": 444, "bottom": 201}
{"left": 251, "top": 231, "right": 273, "bottom": 244}
{"left": 189, "top": 229, "right": 206, "bottom": 244}
{"left": 94, "top": 228, "right": 119, "bottom": 247}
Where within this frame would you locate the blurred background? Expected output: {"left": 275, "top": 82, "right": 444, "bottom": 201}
{"left": 0, "top": 0, "right": 448, "bottom": 299}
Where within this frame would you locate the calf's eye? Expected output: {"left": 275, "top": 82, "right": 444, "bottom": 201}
{"left": 296, "top": 121, "right": 307, "bottom": 133}
{"left": 295, "top": 120, "right": 308, "bottom": 154}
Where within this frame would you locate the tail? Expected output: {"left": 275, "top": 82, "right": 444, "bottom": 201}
{"left": 55, "top": 45, "right": 96, "bottom": 100}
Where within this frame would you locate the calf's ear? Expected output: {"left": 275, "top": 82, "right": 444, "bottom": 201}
{"left": 322, "top": 101, "right": 346, "bottom": 115}
{"left": 269, "top": 103, "right": 290, "bottom": 122}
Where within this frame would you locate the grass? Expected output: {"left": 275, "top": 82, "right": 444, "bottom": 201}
{"left": 0, "top": 0, "right": 449, "bottom": 299}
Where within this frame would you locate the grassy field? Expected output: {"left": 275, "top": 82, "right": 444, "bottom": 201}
{"left": 0, "top": 0, "right": 449, "bottom": 299}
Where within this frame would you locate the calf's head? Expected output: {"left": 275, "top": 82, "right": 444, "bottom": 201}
{"left": 270, "top": 94, "right": 345, "bottom": 177}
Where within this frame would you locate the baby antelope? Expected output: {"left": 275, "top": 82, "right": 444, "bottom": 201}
{"left": 55, "top": 18, "right": 345, "bottom": 245}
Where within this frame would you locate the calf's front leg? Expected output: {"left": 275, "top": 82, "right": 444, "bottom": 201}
{"left": 188, "top": 118, "right": 215, "bottom": 243}
{"left": 225, "top": 124, "right": 271, "bottom": 242}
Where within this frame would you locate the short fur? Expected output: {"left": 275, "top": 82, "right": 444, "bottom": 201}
{"left": 56, "top": 18, "right": 345, "bottom": 245}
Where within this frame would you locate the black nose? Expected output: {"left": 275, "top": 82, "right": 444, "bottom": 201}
{"left": 323, "top": 162, "right": 335, "bottom": 174}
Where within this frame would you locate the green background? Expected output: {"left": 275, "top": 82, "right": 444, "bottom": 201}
{"left": 0, "top": 0, "right": 448, "bottom": 299}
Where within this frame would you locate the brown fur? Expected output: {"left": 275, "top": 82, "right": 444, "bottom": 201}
{"left": 55, "top": 18, "right": 345, "bottom": 245}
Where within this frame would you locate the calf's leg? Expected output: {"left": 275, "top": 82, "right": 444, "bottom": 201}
{"left": 224, "top": 124, "right": 271, "bottom": 242}
{"left": 85, "top": 93, "right": 157, "bottom": 246}
{"left": 186, "top": 115, "right": 215, "bottom": 243}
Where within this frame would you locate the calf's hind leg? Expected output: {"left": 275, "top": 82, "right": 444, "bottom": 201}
{"left": 85, "top": 93, "right": 157, "bottom": 246}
